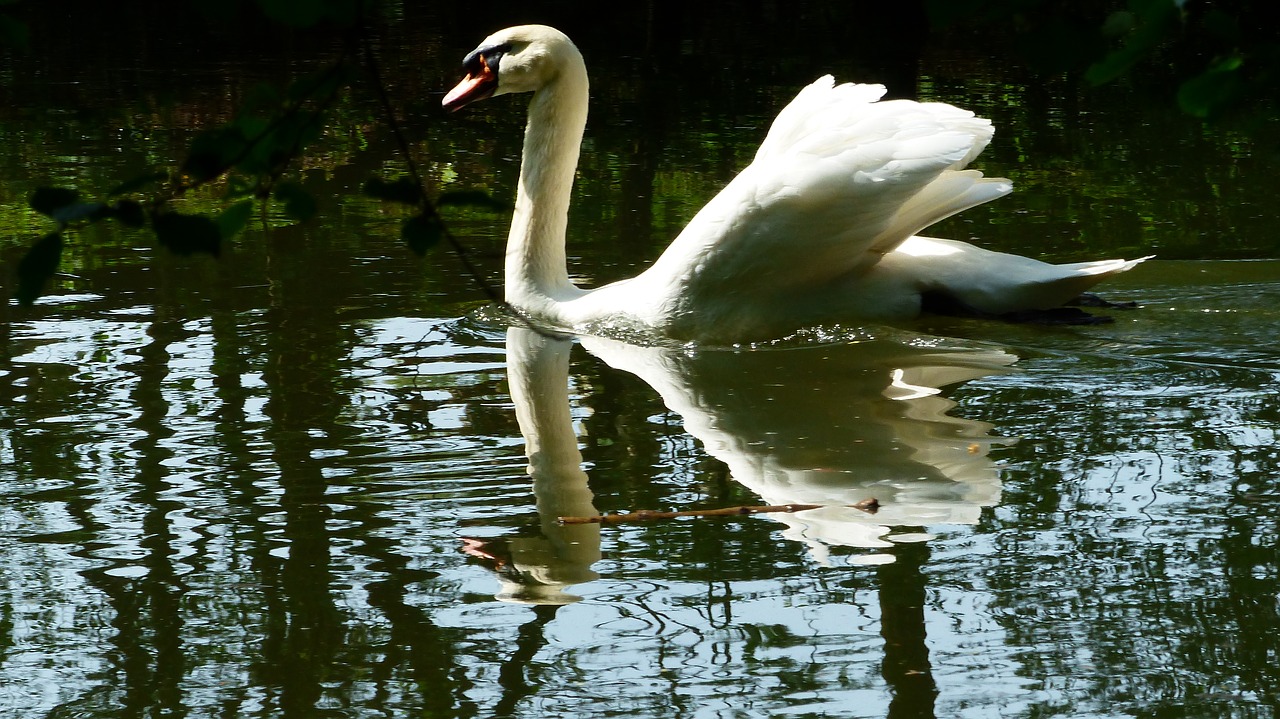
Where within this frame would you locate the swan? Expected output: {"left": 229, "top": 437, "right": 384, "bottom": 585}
{"left": 443, "top": 25, "right": 1147, "bottom": 343}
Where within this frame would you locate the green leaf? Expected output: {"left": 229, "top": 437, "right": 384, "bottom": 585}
{"left": 221, "top": 111, "right": 323, "bottom": 178}
{"left": 109, "top": 171, "right": 169, "bottom": 196}
{"left": 183, "top": 127, "right": 250, "bottom": 182}
{"left": 241, "top": 82, "right": 284, "bottom": 117}
{"left": 1085, "top": 0, "right": 1180, "bottom": 86}
{"left": 232, "top": 114, "right": 272, "bottom": 141}
{"left": 274, "top": 181, "right": 319, "bottom": 222}
{"left": 14, "top": 232, "right": 63, "bottom": 306}
{"left": 152, "top": 212, "right": 222, "bottom": 257}
{"left": 30, "top": 187, "right": 80, "bottom": 217}
{"left": 402, "top": 213, "right": 443, "bottom": 255}
{"left": 267, "top": 113, "right": 323, "bottom": 164}
{"left": 216, "top": 200, "right": 256, "bottom": 239}
{"left": 363, "top": 177, "right": 423, "bottom": 205}
{"left": 109, "top": 200, "right": 147, "bottom": 228}
{"left": 437, "top": 189, "right": 512, "bottom": 212}
{"left": 226, "top": 174, "right": 260, "bottom": 199}
{"left": 227, "top": 116, "right": 274, "bottom": 176}
{"left": 1177, "top": 58, "right": 1246, "bottom": 118}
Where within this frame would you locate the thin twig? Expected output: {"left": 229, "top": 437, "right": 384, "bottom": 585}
{"left": 358, "top": 30, "right": 562, "bottom": 338}
{"left": 359, "top": 30, "right": 502, "bottom": 303}
{"left": 169, "top": 44, "right": 354, "bottom": 202}
{"left": 559, "top": 499, "right": 881, "bottom": 525}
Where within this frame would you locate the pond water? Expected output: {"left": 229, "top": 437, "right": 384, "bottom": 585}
{"left": 2, "top": 7, "right": 1279, "bottom": 719}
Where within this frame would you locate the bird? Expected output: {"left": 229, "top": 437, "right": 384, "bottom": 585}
{"left": 442, "top": 24, "right": 1147, "bottom": 344}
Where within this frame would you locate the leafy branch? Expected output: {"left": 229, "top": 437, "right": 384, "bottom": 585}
{"left": 8, "top": 0, "right": 507, "bottom": 307}
{"left": 925, "top": 0, "right": 1276, "bottom": 121}
{"left": 357, "top": 31, "right": 508, "bottom": 303}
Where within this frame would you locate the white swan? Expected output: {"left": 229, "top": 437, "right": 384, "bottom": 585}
{"left": 443, "top": 25, "right": 1147, "bottom": 343}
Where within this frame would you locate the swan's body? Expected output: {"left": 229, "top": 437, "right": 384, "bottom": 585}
{"left": 444, "top": 25, "right": 1146, "bottom": 343}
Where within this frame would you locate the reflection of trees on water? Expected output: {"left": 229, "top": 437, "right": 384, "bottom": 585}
{"left": 7, "top": 255, "right": 1280, "bottom": 717}
{"left": 880, "top": 542, "right": 938, "bottom": 719}
{"left": 3, "top": 231, "right": 488, "bottom": 716}
{"left": 953, "top": 280, "right": 1280, "bottom": 713}
{"left": 3, "top": 4, "right": 1279, "bottom": 713}
{"left": 484, "top": 326, "right": 1019, "bottom": 717}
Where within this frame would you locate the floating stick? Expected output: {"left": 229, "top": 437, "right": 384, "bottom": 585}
{"left": 558, "top": 498, "right": 880, "bottom": 525}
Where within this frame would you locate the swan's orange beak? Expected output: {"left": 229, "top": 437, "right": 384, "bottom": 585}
{"left": 443, "top": 54, "right": 498, "bottom": 112}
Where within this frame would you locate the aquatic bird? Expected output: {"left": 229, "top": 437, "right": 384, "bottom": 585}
{"left": 443, "top": 25, "right": 1146, "bottom": 343}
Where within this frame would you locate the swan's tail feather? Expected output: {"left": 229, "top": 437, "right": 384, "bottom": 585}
{"left": 1069, "top": 255, "right": 1155, "bottom": 276}
{"left": 886, "top": 237, "right": 1151, "bottom": 316}
{"left": 975, "top": 254, "right": 1152, "bottom": 312}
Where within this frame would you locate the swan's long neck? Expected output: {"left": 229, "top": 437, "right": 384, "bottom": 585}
{"left": 506, "top": 52, "right": 590, "bottom": 311}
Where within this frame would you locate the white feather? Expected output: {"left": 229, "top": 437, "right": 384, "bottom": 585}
{"left": 447, "top": 25, "right": 1149, "bottom": 343}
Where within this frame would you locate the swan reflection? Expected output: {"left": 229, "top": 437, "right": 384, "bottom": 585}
{"left": 578, "top": 333, "right": 1017, "bottom": 560}
{"left": 480, "top": 327, "right": 602, "bottom": 605}
{"left": 488, "top": 326, "right": 1016, "bottom": 602}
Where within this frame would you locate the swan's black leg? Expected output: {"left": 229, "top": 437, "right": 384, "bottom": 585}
{"left": 1067, "top": 293, "right": 1139, "bottom": 309}
{"left": 998, "top": 306, "right": 1115, "bottom": 325}
{"left": 919, "top": 290, "right": 1126, "bottom": 325}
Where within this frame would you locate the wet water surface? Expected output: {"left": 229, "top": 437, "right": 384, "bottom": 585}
{"left": 2, "top": 8, "right": 1279, "bottom": 719}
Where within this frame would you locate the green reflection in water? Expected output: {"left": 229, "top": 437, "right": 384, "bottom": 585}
{"left": 2, "top": 6, "right": 1279, "bottom": 719}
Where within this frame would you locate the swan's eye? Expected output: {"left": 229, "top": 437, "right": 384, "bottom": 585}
{"left": 463, "top": 42, "right": 511, "bottom": 76}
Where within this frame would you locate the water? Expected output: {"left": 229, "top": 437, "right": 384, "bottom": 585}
{"left": 2, "top": 8, "right": 1279, "bottom": 719}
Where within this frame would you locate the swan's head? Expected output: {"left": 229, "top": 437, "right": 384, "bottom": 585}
{"left": 442, "top": 25, "right": 580, "bottom": 112}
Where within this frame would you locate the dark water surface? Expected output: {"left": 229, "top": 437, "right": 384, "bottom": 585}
{"left": 2, "top": 7, "right": 1279, "bottom": 719}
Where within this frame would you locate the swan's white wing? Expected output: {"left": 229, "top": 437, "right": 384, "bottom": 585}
{"left": 635, "top": 77, "right": 1011, "bottom": 317}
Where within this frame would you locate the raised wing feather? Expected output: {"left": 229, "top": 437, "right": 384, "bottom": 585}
{"left": 636, "top": 77, "right": 1011, "bottom": 315}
